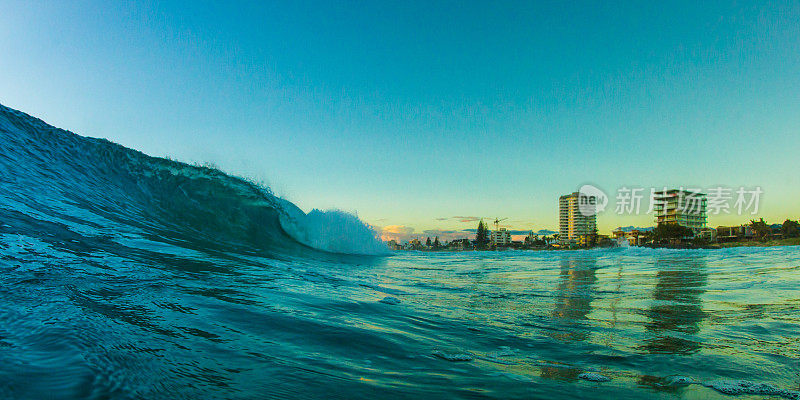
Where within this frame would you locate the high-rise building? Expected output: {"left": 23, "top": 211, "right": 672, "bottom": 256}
{"left": 653, "top": 189, "right": 707, "bottom": 231}
{"left": 559, "top": 192, "right": 597, "bottom": 246}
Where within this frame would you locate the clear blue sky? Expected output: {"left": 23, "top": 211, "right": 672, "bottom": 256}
{"left": 1, "top": 1, "right": 799, "bottom": 240}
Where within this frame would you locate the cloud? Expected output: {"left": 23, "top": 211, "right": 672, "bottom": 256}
{"left": 380, "top": 225, "right": 479, "bottom": 243}
{"left": 380, "top": 225, "right": 418, "bottom": 242}
{"left": 422, "top": 229, "right": 459, "bottom": 235}
{"left": 457, "top": 227, "right": 559, "bottom": 237}
{"left": 435, "top": 216, "right": 484, "bottom": 223}
{"left": 382, "top": 225, "right": 415, "bottom": 235}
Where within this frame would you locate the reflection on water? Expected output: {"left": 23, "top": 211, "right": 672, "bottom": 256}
{"left": 540, "top": 253, "right": 598, "bottom": 382}
{"left": 641, "top": 255, "right": 708, "bottom": 355}
{"left": 550, "top": 254, "right": 598, "bottom": 341}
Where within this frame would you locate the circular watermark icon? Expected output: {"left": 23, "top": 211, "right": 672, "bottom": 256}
{"left": 578, "top": 184, "right": 608, "bottom": 217}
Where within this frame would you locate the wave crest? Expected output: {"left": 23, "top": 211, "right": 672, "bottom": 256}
{"left": 0, "top": 103, "right": 388, "bottom": 257}
{"left": 278, "top": 203, "right": 390, "bottom": 255}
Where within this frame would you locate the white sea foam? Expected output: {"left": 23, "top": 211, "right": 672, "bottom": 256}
{"left": 277, "top": 201, "right": 390, "bottom": 255}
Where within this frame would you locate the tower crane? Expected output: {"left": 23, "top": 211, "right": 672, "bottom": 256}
{"left": 493, "top": 217, "right": 508, "bottom": 232}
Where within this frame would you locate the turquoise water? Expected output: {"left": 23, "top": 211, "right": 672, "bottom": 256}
{"left": 2, "top": 243, "right": 799, "bottom": 399}
{"left": 1, "top": 103, "right": 799, "bottom": 399}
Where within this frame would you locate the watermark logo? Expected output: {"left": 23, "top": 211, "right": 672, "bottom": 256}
{"left": 592, "top": 185, "right": 762, "bottom": 216}
{"left": 579, "top": 184, "right": 608, "bottom": 217}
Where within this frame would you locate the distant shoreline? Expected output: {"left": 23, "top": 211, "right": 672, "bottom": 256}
{"left": 394, "top": 237, "right": 800, "bottom": 252}
{"left": 639, "top": 237, "right": 800, "bottom": 250}
{"left": 708, "top": 237, "right": 800, "bottom": 248}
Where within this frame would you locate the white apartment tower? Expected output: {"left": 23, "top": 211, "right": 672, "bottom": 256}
{"left": 559, "top": 192, "right": 597, "bottom": 246}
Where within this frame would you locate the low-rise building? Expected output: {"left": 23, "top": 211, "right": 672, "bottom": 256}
{"left": 628, "top": 230, "right": 647, "bottom": 246}
{"left": 490, "top": 228, "right": 512, "bottom": 246}
{"left": 612, "top": 228, "right": 650, "bottom": 246}
{"left": 698, "top": 228, "right": 717, "bottom": 242}
{"left": 716, "top": 225, "right": 754, "bottom": 241}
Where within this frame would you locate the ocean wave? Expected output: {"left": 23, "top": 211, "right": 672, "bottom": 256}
{"left": 0, "top": 103, "right": 387, "bottom": 257}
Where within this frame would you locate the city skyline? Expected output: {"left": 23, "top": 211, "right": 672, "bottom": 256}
{"left": 2, "top": 1, "right": 799, "bottom": 239}
{"left": 381, "top": 185, "right": 778, "bottom": 243}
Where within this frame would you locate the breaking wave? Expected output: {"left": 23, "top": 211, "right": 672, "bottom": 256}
{"left": 0, "top": 103, "right": 388, "bottom": 257}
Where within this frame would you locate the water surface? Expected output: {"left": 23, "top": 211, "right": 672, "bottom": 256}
{"left": 2, "top": 243, "right": 799, "bottom": 399}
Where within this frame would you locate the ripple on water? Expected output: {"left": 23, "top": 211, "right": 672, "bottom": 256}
{"left": 379, "top": 296, "right": 401, "bottom": 305}
{"left": 431, "top": 350, "right": 474, "bottom": 362}
{"left": 578, "top": 372, "right": 611, "bottom": 382}
{"left": 704, "top": 380, "right": 800, "bottom": 399}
